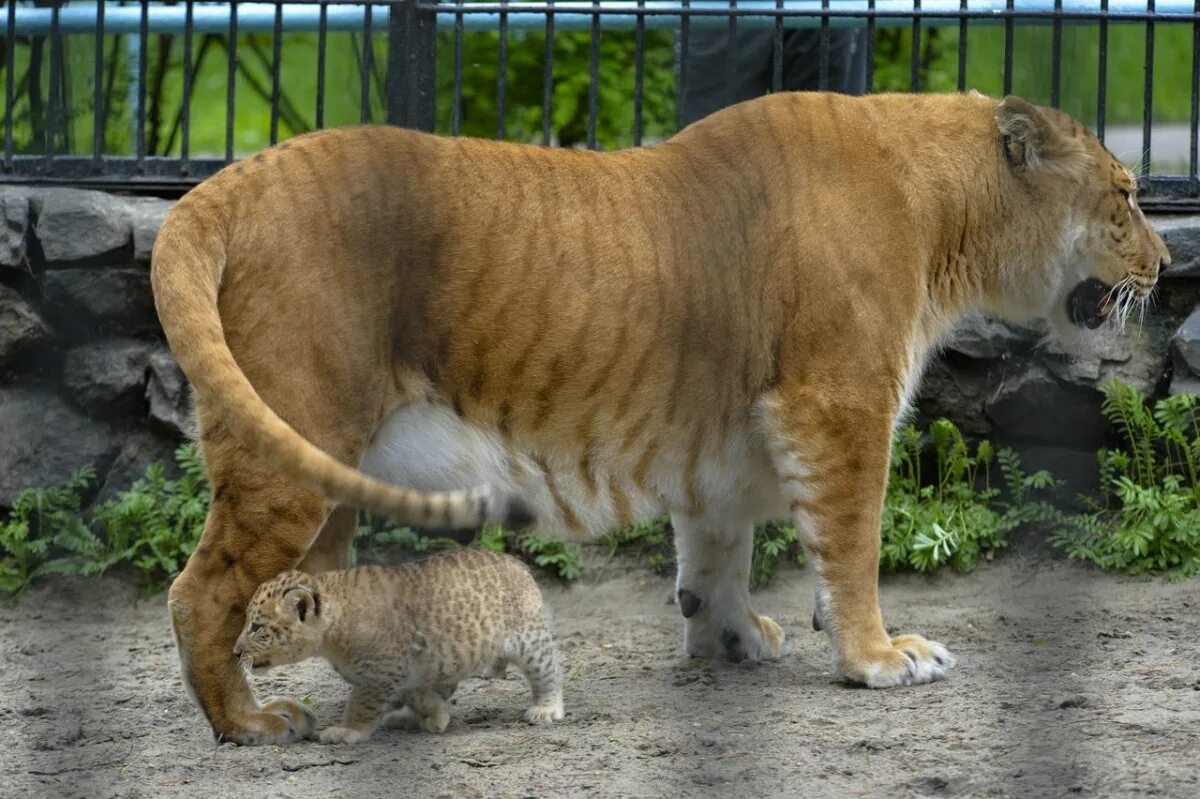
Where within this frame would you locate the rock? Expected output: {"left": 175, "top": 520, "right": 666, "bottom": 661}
{"left": 1171, "top": 308, "right": 1200, "bottom": 377}
{"left": 983, "top": 364, "right": 1109, "bottom": 448}
{"left": 94, "top": 430, "right": 184, "bottom": 506}
{"left": 127, "top": 197, "right": 174, "bottom": 264}
{"left": 0, "top": 189, "right": 30, "bottom": 269}
{"left": 915, "top": 358, "right": 995, "bottom": 437}
{"left": 147, "top": 347, "right": 193, "bottom": 438}
{"left": 61, "top": 339, "right": 159, "bottom": 412}
{"left": 0, "top": 387, "right": 119, "bottom": 508}
{"left": 30, "top": 189, "right": 133, "bottom": 267}
{"left": 40, "top": 268, "right": 158, "bottom": 336}
{"left": 1169, "top": 372, "right": 1200, "bottom": 396}
{"left": 0, "top": 285, "right": 49, "bottom": 366}
{"left": 944, "top": 313, "right": 1037, "bottom": 361}
{"left": 1155, "top": 215, "right": 1200, "bottom": 279}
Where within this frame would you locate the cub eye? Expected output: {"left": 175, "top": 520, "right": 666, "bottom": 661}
{"left": 249, "top": 622, "right": 263, "bottom": 634}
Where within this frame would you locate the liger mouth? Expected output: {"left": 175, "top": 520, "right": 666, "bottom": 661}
{"left": 1067, "top": 278, "right": 1116, "bottom": 329}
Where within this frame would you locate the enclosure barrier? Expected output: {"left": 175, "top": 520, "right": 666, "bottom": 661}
{"left": 2, "top": 0, "right": 1198, "bottom": 207}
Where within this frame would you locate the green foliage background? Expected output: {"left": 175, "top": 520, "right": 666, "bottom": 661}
{"left": 1, "top": 18, "right": 1194, "bottom": 165}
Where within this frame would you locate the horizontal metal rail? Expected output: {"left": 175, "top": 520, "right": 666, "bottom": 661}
{"left": 6, "top": 1, "right": 1198, "bottom": 35}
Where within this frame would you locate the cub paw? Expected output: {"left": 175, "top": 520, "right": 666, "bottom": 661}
{"left": 381, "top": 707, "right": 421, "bottom": 731}
{"left": 841, "top": 635, "right": 956, "bottom": 688}
{"left": 318, "top": 725, "right": 370, "bottom": 745}
{"left": 419, "top": 706, "right": 450, "bottom": 734}
{"left": 525, "top": 701, "right": 564, "bottom": 725}
{"left": 219, "top": 697, "right": 314, "bottom": 745}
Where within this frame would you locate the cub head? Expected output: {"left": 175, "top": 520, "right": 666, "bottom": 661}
{"left": 233, "top": 570, "right": 326, "bottom": 670}
{"left": 990, "top": 95, "right": 1171, "bottom": 339}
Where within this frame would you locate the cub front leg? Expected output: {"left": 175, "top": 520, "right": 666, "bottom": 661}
{"left": 763, "top": 390, "right": 955, "bottom": 687}
{"left": 319, "top": 683, "right": 390, "bottom": 744}
{"left": 672, "top": 513, "right": 784, "bottom": 662}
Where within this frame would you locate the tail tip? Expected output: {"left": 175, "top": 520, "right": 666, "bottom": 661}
{"left": 503, "top": 496, "right": 536, "bottom": 529}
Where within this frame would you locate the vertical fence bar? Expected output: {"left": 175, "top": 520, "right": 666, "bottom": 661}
{"left": 1003, "top": 0, "right": 1013, "bottom": 96}
{"left": 137, "top": 0, "right": 148, "bottom": 170}
{"left": 498, "top": 0, "right": 509, "bottom": 139}
{"left": 389, "top": 0, "right": 437, "bottom": 130}
{"left": 679, "top": 0, "right": 691, "bottom": 127}
{"left": 48, "top": 3, "right": 61, "bottom": 171}
{"left": 454, "top": 0, "right": 466, "bottom": 136}
{"left": 317, "top": 1, "right": 328, "bottom": 129}
{"left": 773, "top": 0, "right": 783, "bottom": 93}
{"left": 361, "top": 4, "right": 374, "bottom": 123}
{"left": 1051, "top": 0, "right": 1062, "bottom": 106}
{"left": 3, "top": 0, "right": 14, "bottom": 170}
{"left": 634, "top": 0, "right": 645, "bottom": 146}
{"left": 957, "top": 0, "right": 968, "bottom": 91}
{"left": 182, "top": 0, "right": 194, "bottom": 172}
{"left": 728, "top": 0, "right": 739, "bottom": 105}
{"left": 270, "top": 0, "right": 283, "bottom": 144}
{"left": 865, "top": 0, "right": 876, "bottom": 92}
{"left": 910, "top": 0, "right": 921, "bottom": 91}
{"left": 226, "top": 0, "right": 238, "bottom": 161}
{"left": 92, "top": 0, "right": 106, "bottom": 171}
{"left": 542, "top": 0, "right": 555, "bottom": 144}
{"left": 587, "top": 0, "right": 599, "bottom": 149}
{"left": 820, "top": 0, "right": 831, "bottom": 90}
{"left": 1142, "top": 0, "right": 1155, "bottom": 179}
{"left": 1192, "top": 0, "right": 1198, "bottom": 182}
{"left": 1098, "top": 0, "right": 1108, "bottom": 144}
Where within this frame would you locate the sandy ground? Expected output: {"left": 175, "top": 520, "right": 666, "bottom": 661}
{"left": 2, "top": 550, "right": 1199, "bottom": 799}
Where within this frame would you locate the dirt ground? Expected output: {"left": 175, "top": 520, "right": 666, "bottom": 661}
{"left": 2, "top": 551, "right": 1199, "bottom": 799}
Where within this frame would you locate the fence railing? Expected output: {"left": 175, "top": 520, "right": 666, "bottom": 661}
{"left": 2, "top": 1, "right": 1198, "bottom": 208}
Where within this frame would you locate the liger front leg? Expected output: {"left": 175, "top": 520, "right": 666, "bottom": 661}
{"left": 763, "top": 391, "right": 955, "bottom": 687}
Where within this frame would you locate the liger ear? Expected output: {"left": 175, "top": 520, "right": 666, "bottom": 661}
{"left": 282, "top": 587, "right": 317, "bottom": 622}
{"left": 995, "top": 95, "right": 1090, "bottom": 179}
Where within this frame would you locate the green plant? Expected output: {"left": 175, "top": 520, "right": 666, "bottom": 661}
{"left": 477, "top": 523, "right": 582, "bottom": 582}
{"left": 751, "top": 521, "right": 806, "bottom": 589}
{"left": 354, "top": 513, "right": 460, "bottom": 564}
{"left": 0, "top": 468, "right": 101, "bottom": 597}
{"left": 1053, "top": 383, "right": 1200, "bottom": 577}
{"left": 91, "top": 445, "right": 211, "bottom": 591}
{"left": 601, "top": 516, "right": 674, "bottom": 574}
{"left": 882, "top": 419, "right": 1058, "bottom": 572}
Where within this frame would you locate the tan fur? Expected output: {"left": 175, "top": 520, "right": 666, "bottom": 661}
{"left": 233, "top": 549, "right": 563, "bottom": 744}
{"left": 153, "top": 91, "right": 1170, "bottom": 743}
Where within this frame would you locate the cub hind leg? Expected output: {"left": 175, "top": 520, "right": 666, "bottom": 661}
{"left": 504, "top": 619, "right": 564, "bottom": 724}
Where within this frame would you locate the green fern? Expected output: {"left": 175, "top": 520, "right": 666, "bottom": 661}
{"left": 1053, "top": 382, "right": 1200, "bottom": 577}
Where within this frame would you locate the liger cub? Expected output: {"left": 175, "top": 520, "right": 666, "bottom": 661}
{"left": 233, "top": 549, "right": 565, "bottom": 744}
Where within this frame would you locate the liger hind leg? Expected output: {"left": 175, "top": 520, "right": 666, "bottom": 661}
{"left": 299, "top": 505, "right": 358, "bottom": 574}
{"left": 671, "top": 512, "right": 784, "bottom": 663}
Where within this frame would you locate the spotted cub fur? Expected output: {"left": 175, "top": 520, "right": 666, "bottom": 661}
{"left": 233, "top": 549, "right": 564, "bottom": 744}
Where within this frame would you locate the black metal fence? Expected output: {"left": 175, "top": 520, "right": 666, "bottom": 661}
{"left": 2, "top": 1, "right": 1198, "bottom": 208}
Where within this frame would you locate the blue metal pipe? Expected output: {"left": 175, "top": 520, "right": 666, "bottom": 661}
{"left": 6, "top": 0, "right": 1197, "bottom": 36}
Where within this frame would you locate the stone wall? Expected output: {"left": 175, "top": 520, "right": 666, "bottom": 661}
{"left": 1, "top": 186, "right": 1199, "bottom": 512}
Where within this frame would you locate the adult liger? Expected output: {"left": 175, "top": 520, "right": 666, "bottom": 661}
{"left": 152, "top": 91, "right": 1171, "bottom": 744}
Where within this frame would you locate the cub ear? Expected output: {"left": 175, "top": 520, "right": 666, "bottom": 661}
{"left": 995, "top": 95, "right": 1089, "bottom": 178}
{"left": 282, "top": 587, "right": 318, "bottom": 623}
